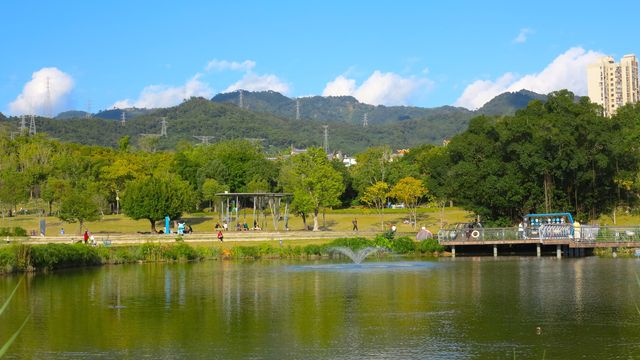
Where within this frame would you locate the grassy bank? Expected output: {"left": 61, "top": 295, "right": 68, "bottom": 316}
{"left": 0, "top": 235, "right": 444, "bottom": 274}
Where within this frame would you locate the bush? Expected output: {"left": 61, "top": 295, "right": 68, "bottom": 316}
{"left": 30, "top": 244, "right": 101, "bottom": 270}
{"left": 389, "top": 236, "right": 416, "bottom": 254}
{"left": 328, "top": 237, "right": 374, "bottom": 250}
{"left": 232, "top": 246, "right": 260, "bottom": 259}
{"left": 417, "top": 239, "right": 444, "bottom": 254}
{"left": 0, "top": 227, "right": 28, "bottom": 237}
{"left": 303, "top": 244, "right": 323, "bottom": 256}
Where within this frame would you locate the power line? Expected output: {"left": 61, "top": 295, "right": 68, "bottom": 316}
{"left": 120, "top": 111, "right": 126, "bottom": 126}
{"left": 45, "top": 77, "right": 52, "bottom": 118}
{"left": 19, "top": 115, "right": 27, "bottom": 133}
{"left": 160, "top": 117, "right": 167, "bottom": 137}
{"left": 29, "top": 115, "right": 36, "bottom": 136}
{"left": 193, "top": 135, "right": 215, "bottom": 144}
{"left": 363, "top": 112, "right": 368, "bottom": 127}
{"left": 86, "top": 100, "right": 92, "bottom": 119}
{"left": 322, "top": 125, "right": 329, "bottom": 154}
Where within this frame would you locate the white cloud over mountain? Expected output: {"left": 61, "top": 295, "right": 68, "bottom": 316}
{"left": 9, "top": 67, "right": 74, "bottom": 116}
{"left": 455, "top": 47, "right": 605, "bottom": 110}
{"left": 112, "top": 74, "right": 213, "bottom": 109}
{"left": 224, "top": 72, "right": 290, "bottom": 94}
{"left": 322, "top": 70, "right": 433, "bottom": 106}
{"left": 112, "top": 59, "right": 289, "bottom": 108}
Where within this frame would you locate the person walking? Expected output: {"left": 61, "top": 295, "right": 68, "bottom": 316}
{"left": 217, "top": 230, "right": 224, "bottom": 242}
{"left": 352, "top": 218, "right": 358, "bottom": 232}
{"left": 83, "top": 230, "right": 89, "bottom": 244}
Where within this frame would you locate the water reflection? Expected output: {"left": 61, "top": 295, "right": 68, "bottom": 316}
{"left": 1, "top": 258, "right": 640, "bottom": 359}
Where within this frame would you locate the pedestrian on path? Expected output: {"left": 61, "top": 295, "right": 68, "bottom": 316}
{"left": 217, "top": 230, "right": 224, "bottom": 242}
{"left": 352, "top": 218, "right": 358, "bottom": 232}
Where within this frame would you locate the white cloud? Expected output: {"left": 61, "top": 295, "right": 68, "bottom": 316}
{"left": 224, "top": 72, "right": 290, "bottom": 94}
{"left": 322, "top": 75, "right": 356, "bottom": 97}
{"left": 9, "top": 67, "right": 74, "bottom": 116}
{"left": 205, "top": 59, "right": 256, "bottom": 72}
{"left": 322, "top": 70, "right": 433, "bottom": 106}
{"left": 513, "top": 28, "right": 533, "bottom": 44}
{"left": 112, "top": 73, "right": 213, "bottom": 109}
{"left": 454, "top": 47, "right": 605, "bottom": 109}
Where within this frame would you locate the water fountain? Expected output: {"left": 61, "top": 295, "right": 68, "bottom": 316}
{"left": 328, "top": 246, "right": 385, "bottom": 264}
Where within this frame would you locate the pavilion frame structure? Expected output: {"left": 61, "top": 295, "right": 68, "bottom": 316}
{"left": 215, "top": 192, "right": 293, "bottom": 232}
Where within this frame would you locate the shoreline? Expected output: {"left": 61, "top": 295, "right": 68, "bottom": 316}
{"left": 0, "top": 236, "right": 444, "bottom": 275}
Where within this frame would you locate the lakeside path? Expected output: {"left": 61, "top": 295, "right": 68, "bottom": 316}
{"left": 16, "top": 231, "right": 385, "bottom": 245}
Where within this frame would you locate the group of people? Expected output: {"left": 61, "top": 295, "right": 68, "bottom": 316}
{"left": 215, "top": 220, "right": 262, "bottom": 232}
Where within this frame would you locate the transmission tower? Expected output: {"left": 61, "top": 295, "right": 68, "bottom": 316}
{"left": 295, "top": 98, "right": 300, "bottom": 120}
{"left": 160, "top": 117, "right": 167, "bottom": 137}
{"left": 322, "top": 125, "right": 329, "bottom": 154}
{"left": 120, "top": 111, "right": 126, "bottom": 126}
{"left": 19, "top": 115, "right": 27, "bottom": 133}
{"left": 193, "top": 135, "right": 215, "bottom": 144}
{"left": 363, "top": 113, "right": 368, "bottom": 127}
{"left": 45, "top": 77, "right": 52, "bottom": 118}
{"left": 86, "top": 100, "right": 92, "bottom": 118}
{"left": 239, "top": 90, "right": 244, "bottom": 109}
{"left": 29, "top": 115, "right": 36, "bottom": 136}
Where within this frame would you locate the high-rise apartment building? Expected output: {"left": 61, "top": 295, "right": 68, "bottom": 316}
{"left": 587, "top": 54, "right": 638, "bottom": 117}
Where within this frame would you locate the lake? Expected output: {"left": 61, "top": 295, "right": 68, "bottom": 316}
{"left": 1, "top": 256, "right": 639, "bottom": 359}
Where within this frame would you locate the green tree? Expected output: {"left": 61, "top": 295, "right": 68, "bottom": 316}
{"left": 350, "top": 146, "right": 392, "bottom": 194}
{"left": 389, "top": 177, "right": 428, "bottom": 229}
{"left": 361, "top": 181, "right": 389, "bottom": 231}
{"left": 279, "top": 148, "right": 344, "bottom": 231}
{"left": 201, "top": 178, "right": 229, "bottom": 211}
{"left": 58, "top": 187, "right": 101, "bottom": 234}
{"left": 121, "top": 175, "right": 196, "bottom": 233}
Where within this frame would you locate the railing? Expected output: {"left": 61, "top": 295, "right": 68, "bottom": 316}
{"left": 438, "top": 225, "right": 640, "bottom": 244}
{"left": 438, "top": 227, "right": 521, "bottom": 242}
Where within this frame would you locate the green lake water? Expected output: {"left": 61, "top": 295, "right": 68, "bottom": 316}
{"left": 1, "top": 257, "right": 639, "bottom": 359}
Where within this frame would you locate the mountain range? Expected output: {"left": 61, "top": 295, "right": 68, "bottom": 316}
{"left": 2, "top": 89, "right": 549, "bottom": 153}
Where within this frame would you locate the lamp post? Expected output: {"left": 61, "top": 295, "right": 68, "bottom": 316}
{"left": 115, "top": 190, "right": 120, "bottom": 215}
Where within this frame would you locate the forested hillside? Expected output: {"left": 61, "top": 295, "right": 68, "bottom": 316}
{"left": 212, "top": 90, "right": 474, "bottom": 125}
{"left": 2, "top": 97, "right": 469, "bottom": 153}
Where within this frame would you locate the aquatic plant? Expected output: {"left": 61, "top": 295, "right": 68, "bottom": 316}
{"left": 0, "top": 277, "right": 30, "bottom": 358}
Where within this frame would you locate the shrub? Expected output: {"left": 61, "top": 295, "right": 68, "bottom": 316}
{"left": 166, "top": 243, "right": 199, "bottom": 261}
{"left": 389, "top": 236, "right": 416, "bottom": 254}
{"left": 328, "top": 237, "right": 374, "bottom": 250}
{"left": 417, "top": 239, "right": 444, "bottom": 254}
{"left": 372, "top": 235, "right": 393, "bottom": 249}
{"left": 0, "top": 227, "right": 28, "bottom": 237}
{"left": 232, "top": 246, "right": 260, "bottom": 259}
{"left": 303, "top": 244, "right": 323, "bottom": 256}
{"left": 13, "top": 227, "right": 28, "bottom": 237}
{"left": 30, "top": 244, "right": 101, "bottom": 270}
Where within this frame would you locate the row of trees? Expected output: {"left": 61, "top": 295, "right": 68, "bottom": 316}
{"left": 2, "top": 90, "right": 640, "bottom": 231}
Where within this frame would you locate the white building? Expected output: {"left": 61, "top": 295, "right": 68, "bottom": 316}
{"left": 587, "top": 54, "right": 639, "bottom": 117}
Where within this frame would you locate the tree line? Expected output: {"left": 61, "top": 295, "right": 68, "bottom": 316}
{"left": 1, "top": 90, "right": 639, "bottom": 232}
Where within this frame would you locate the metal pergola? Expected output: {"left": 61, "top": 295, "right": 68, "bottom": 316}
{"left": 215, "top": 192, "right": 293, "bottom": 232}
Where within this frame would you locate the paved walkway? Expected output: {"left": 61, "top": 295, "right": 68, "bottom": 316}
{"left": 12, "top": 231, "right": 380, "bottom": 245}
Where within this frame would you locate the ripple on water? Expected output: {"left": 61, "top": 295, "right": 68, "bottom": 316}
{"left": 286, "top": 261, "right": 439, "bottom": 272}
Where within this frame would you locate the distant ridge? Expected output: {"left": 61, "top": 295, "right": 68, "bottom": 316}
{"left": 56, "top": 110, "right": 91, "bottom": 119}
{"left": 476, "top": 89, "right": 547, "bottom": 116}
{"left": 212, "top": 90, "right": 473, "bottom": 125}
{"left": 29, "top": 89, "right": 556, "bottom": 153}
{"left": 0, "top": 112, "right": 6, "bottom": 121}
{"left": 94, "top": 108, "right": 154, "bottom": 120}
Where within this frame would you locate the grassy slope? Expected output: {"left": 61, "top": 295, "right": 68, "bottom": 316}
{"left": 0, "top": 207, "right": 474, "bottom": 236}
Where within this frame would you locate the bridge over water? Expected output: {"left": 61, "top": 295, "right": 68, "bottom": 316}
{"left": 438, "top": 224, "right": 640, "bottom": 258}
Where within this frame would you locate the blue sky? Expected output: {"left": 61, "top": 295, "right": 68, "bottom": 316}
{"left": 1, "top": 0, "right": 639, "bottom": 116}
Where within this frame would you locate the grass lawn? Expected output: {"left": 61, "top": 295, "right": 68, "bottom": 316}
{"left": 0, "top": 206, "right": 475, "bottom": 236}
